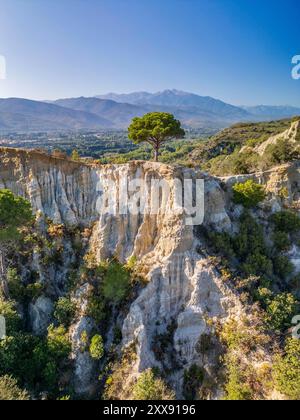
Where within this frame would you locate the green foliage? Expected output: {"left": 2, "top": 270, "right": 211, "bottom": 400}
{"left": 46, "top": 324, "right": 71, "bottom": 361}
{"left": 128, "top": 112, "right": 185, "bottom": 161}
{"left": 274, "top": 338, "right": 300, "bottom": 400}
{"left": 0, "top": 333, "right": 43, "bottom": 387}
{"left": 89, "top": 335, "right": 104, "bottom": 360}
{"left": 207, "top": 231, "right": 235, "bottom": 259}
{"left": 6, "top": 269, "right": 24, "bottom": 301}
{"left": 0, "top": 299, "right": 21, "bottom": 335}
{"left": 0, "top": 375, "right": 30, "bottom": 400}
{"left": 224, "top": 359, "right": 253, "bottom": 400}
{"left": 183, "top": 364, "right": 204, "bottom": 400}
{"left": 263, "top": 138, "right": 297, "bottom": 165}
{"left": 0, "top": 189, "right": 33, "bottom": 241}
{"left": 7, "top": 269, "right": 43, "bottom": 302}
{"left": 86, "top": 295, "right": 106, "bottom": 324}
{"left": 242, "top": 252, "right": 273, "bottom": 277}
{"left": 132, "top": 369, "right": 175, "bottom": 400}
{"left": 233, "top": 180, "right": 266, "bottom": 208}
{"left": 54, "top": 297, "right": 77, "bottom": 328}
{"left": 272, "top": 231, "right": 290, "bottom": 251}
{"left": 273, "top": 255, "right": 294, "bottom": 279}
{"left": 233, "top": 212, "right": 273, "bottom": 277}
{"left": 102, "top": 261, "right": 130, "bottom": 304}
{"left": 265, "top": 293, "right": 298, "bottom": 332}
{"left": 221, "top": 319, "right": 253, "bottom": 351}
{"left": 270, "top": 211, "right": 300, "bottom": 233}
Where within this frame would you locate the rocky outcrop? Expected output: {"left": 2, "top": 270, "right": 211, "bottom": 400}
{"left": 29, "top": 296, "right": 54, "bottom": 335}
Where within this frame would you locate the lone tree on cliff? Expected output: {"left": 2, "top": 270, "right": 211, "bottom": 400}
{"left": 128, "top": 112, "right": 185, "bottom": 162}
{"left": 0, "top": 189, "right": 33, "bottom": 297}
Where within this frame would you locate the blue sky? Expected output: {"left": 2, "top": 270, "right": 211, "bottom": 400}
{"left": 0, "top": 0, "right": 299, "bottom": 106}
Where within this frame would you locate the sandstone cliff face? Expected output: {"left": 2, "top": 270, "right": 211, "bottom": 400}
{"left": 0, "top": 147, "right": 297, "bottom": 398}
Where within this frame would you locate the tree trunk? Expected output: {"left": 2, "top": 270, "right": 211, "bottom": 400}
{"left": 154, "top": 144, "right": 159, "bottom": 162}
{"left": 0, "top": 248, "right": 9, "bottom": 298}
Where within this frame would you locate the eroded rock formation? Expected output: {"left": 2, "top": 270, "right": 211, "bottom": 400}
{"left": 1, "top": 146, "right": 298, "bottom": 398}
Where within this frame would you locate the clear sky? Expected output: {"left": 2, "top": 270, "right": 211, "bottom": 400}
{"left": 0, "top": 0, "right": 299, "bottom": 106}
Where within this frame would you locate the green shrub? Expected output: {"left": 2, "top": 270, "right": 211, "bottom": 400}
{"left": 263, "top": 138, "right": 296, "bottom": 165}
{"left": 234, "top": 212, "right": 267, "bottom": 259}
{"left": 86, "top": 295, "right": 106, "bottom": 324}
{"left": 6, "top": 269, "right": 25, "bottom": 301}
{"left": 273, "top": 255, "right": 294, "bottom": 279}
{"left": 270, "top": 211, "right": 300, "bottom": 233}
{"left": 46, "top": 324, "right": 71, "bottom": 360}
{"left": 266, "top": 293, "right": 298, "bottom": 332}
{"left": 102, "top": 261, "right": 130, "bottom": 304}
{"left": 89, "top": 334, "right": 104, "bottom": 360}
{"left": 233, "top": 212, "right": 273, "bottom": 278}
{"left": 242, "top": 252, "right": 273, "bottom": 277}
{"left": 0, "top": 333, "right": 42, "bottom": 386}
{"left": 274, "top": 338, "right": 300, "bottom": 399}
{"left": 0, "top": 375, "right": 29, "bottom": 400}
{"left": 132, "top": 369, "right": 175, "bottom": 400}
{"left": 0, "top": 299, "right": 21, "bottom": 335}
{"left": 208, "top": 232, "right": 235, "bottom": 259}
{"left": 224, "top": 359, "right": 253, "bottom": 400}
{"left": 233, "top": 180, "right": 266, "bottom": 208}
{"left": 54, "top": 297, "right": 77, "bottom": 327}
{"left": 272, "top": 231, "right": 290, "bottom": 251}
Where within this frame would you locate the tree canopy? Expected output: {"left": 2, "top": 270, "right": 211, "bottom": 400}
{"left": 128, "top": 112, "right": 185, "bottom": 161}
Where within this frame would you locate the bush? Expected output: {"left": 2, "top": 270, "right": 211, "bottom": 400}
{"left": 274, "top": 338, "right": 300, "bottom": 399}
{"left": 0, "top": 333, "right": 41, "bottom": 386}
{"left": 102, "top": 261, "right": 130, "bottom": 304}
{"left": 208, "top": 232, "right": 235, "bottom": 259}
{"left": 263, "top": 138, "right": 296, "bottom": 165}
{"left": 0, "top": 375, "right": 29, "bottom": 400}
{"left": 272, "top": 231, "right": 290, "bottom": 251}
{"left": 6, "top": 269, "right": 25, "bottom": 301}
{"left": 234, "top": 212, "right": 267, "bottom": 259}
{"left": 224, "top": 359, "right": 253, "bottom": 400}
{"left": 266, "top": 293, "right": 298, "bottom": 332}
{"left": 46, "top": 324, "right": 71, "bottom": 361}
{"left": 273, "top": 255, "right": 294, "bottom": 279}
{"left": 89, "top": 335, "right": 104, "bottom": 360}
{"left": 242, "top": 252, "right": 273, "bottom": 277}
{"left": 132, "top": 369, "right": 175, "bottom": 400}
{"left": 86, "top": 295, "right": 106, "bottom": 324}
{"left": 270, "top": 211, "right": 300, "bottom": 233}
{"left": 233, "top": 180, "right": 266, "bottom": 208}
{"left": 233, "top": 212, "right": 273, "bottom": 277}
{"left": 54, "top": 297, "right": 77, "bottom": 327}
{"left": 0, "top": 299, "right": 21, "bottom": 335}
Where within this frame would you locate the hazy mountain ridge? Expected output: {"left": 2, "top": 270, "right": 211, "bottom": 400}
{"left": 243, "top": 105, "right": 300, "bottom": 119}
{"left": 0, "top": 90, "right": 299, "bottom": 133}
{"left": 0, "top": 98, "right": 112, "bottom": 132}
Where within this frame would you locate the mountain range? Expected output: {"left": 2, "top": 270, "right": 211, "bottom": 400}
{"left": 0, "top": 89, "right": 299, "bottom": 133}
